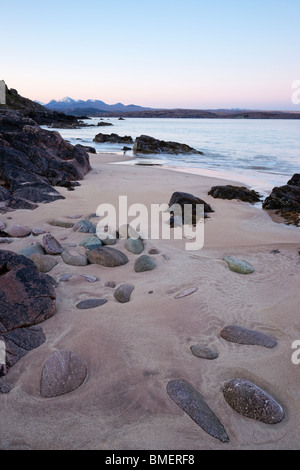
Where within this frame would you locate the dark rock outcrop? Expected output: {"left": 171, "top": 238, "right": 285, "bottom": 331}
{"left": 262, "top": 174, "right": 300, "bottom": 225}
{"left": 133, "top": 135, "right": 203, "bottom": 155}
{"left": 168, "top": 191, "right": 214, "bottom": 225}
{"left": 93, "top": 133, "right": 133, "bottom": 144}
{"left": 0, "top": 109, "right": 91, "bottom": 208}
{"left": 208, "top": 185, "right": 262, "bottom": 203}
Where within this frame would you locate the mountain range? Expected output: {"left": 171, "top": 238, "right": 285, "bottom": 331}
{"left": 42, "top": 97, "right": 153, "bottom": 116}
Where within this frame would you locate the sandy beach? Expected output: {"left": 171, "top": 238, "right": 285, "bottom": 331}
{"left": 1, "top": 152, "right": 300, "bottom": 450}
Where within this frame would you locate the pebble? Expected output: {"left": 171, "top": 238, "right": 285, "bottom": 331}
{"left": 68, "top": 214, "right": 83, "bottom": 219}
{"left": 42, "top": 233, "right": 64, "bottom": 255}
{"left": 0, "top": 379, "right": 11, "bottom": 394}
{"left": 30, "top": 253, "right": 59, "bottom": 273}
{"left": 80, "top": 275, "right": 100, "bottom": 283}
{"left": 220, "top": 325, "right": 277, "bottom": 348}
{"left": 114, "top": 284, "right": 134, "bottom": 303}
{"left": 124, "top": 237, "right": 144, "bottom": 254}
{"left": 148, "top": 248, "right": 159, "bottom": 254}
{"left": 47, "top": 220, "right": 74, "bottom": 228}
{"left": 73, "top": 219, "right": 96, "bottom": 233}
{"left": 76, "top": 299, "right": 108, "bottom": 309}
{"left": 40, "top": 350, "right": 87, "bottom": 398}
{"left": 134, "top": 255, "right": 156, "bottom": 272}
{"left": 0, "top": 238, "right": 12, "bottom": 244}
{"left": 167, "top": 379, "right": 230, "bottom": 443}
{"left": 18, "top": 243, "right": 45, "bottom": 258}
{"left": 32, "top": 227, "right": 46, "bottom": 236}
{"left": 59, "top": 273, "right": 73, "bottom": 282}
{"left": 0, "top": 221, "right": 6, "bottom": 231}
{"left": 174, "top": 287, "right": 198, "bottom": 299}
{"left": 223, "top": 256, "right": 255, "bottom": 274}
{"left": 222, "top": 378, "right": 285, "bottom": 424}
{"left": 190, "top": 345, "right": 219, "bottom": 360}
{"left": 79, "top": 236, "right": 102, "bottom": 250}
{"left": 105, "top": 281, "right": 116, "bottom": 288}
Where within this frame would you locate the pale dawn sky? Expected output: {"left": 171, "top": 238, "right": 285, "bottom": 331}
{"left": 1, "top": 0, "right": 300, "bottom": 110}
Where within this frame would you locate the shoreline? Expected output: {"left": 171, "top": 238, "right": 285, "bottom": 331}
{"left": 1, "top": 151, "right": 300, "bottom": 450}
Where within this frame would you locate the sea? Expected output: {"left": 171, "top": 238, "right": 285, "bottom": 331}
{"left": 44, "top": 117, "right": 300, "bottom": 197}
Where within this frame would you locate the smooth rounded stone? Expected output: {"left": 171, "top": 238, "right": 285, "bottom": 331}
{"left": 174, "top": 287, "right": 198, "bottom": 299}
{"left": 114, "top": 284, "right": 134, "bottom": 303}
{"left": 124, "top": 237, "right": 144, "bottom": 254}
{"left": 134, "top": 255, "right": 156, "bottom": 272}
{"left": 40, "top": 350, "right": 87, "bottom": 398}
{"left": 0, "top": 238, "right": 12, "bottom": 244}
{"left": 80, "top": 275, "right": 100, "bottom": 283}
{"left": 76, "top": 298, "right": 108, "bottom": 309}
{"left": 190, "top": 345, "right": 219, "bottom": 360}
{"left": 67, "top": 214, "right": 83, "bottom": 219}
{"left": 167, "top": 379, "right": 229, "bottom": 443}
{"left": 30, "top": 253, "right": 59, "bottom": 273}
{"left": 220, "top": 325, "right": 277, "bottom": 348}
{"left": 148, "top": 248, "right": 159, "bottom": 255}
{"left": 32, "top": 227, "right": 46, "bottom": 236}
{"left": 222, "top": 378, "right": 285, "bottom": 424}
{"left": 0, "top": 221, "right": 6, "bottom": 231}
{"left": 105, "top": 281, "right": 116, "bottom": 288}
{"left": 100, "top": 236, "right": 117, "bottom": 246}
{"left": 0, "top": 379, "right": 11, "bottom": 394}
{"left": 47, "top": 219, "right": 74, "bottom": 228}
{"left": 42, "top": 233, "right": 64, "bottom": 255}
{"left": 18, "top": 243, "right": 45, "bottom": 258}
{"left": 223, "top": 256, "right": 255, "bottom": 274}
{"left": 79, "top": 235, "right": 102, "bottom": 250}
{"left": 73, "top": 219, "right": 96, "bottom": 233}
{"left": 6, "top": 224, "right": 31, "bottom": 237}
{"left": 61, "top": 249, "right": 87, "bottom": 266}
{"left": 87, "top": 246, "right": 129, "bottom": 267}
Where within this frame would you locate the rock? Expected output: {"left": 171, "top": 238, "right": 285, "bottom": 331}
{"left": 40, "top": 350, "right": 87, "bottom": 398}
{"left": 67, "top": 214, "right": 83, "bottom": 219}
{"left": 287, "top": 173, "right": 300, "bottom": 186}
{"left": 222, "top": 378, "right": 285, "bottom": 424}
{"left": 162, "top": 254, "right": 170, "bottom": 260}
{"left": 61, "top": 249, "right": 87, "bottom": 266}
{"left": 0, "top": 108, "right": 91, "bottom": 207}
{"left": 0, "top": 250, "right": 56, "bottom": 333}
{"left": 0, "top": 221, "right": 6, "bottom": 231}
{"left": 114, "top": 284, "right": 134, "bottom": 303}
{"left": 263, "top": 174, "right": 300, "bottom": 225}
{"left": 0, "top": 379, "right": 11, "bottom": 394}
{"left": 73, "top": 219, "right": 96, "bottom": 234}
{"left": 47, "top": 219, "right": 74, "bottom": 228}
{"left": 93, "top": 133, "right": 133, "bottom": 144}
{"left": 76, "top": 299, "right": 108, "bottom": 309}
{"left": 168, "top": 191, "right": 214, "bottom": 224}
{"left": 6, "top": 224, "right": 31, "bottom": 237}
{"left": 134, "top": 255, "right": 156, "bottom": 272}
{"left": 105, "top": 281, "right": 116, "bottom": 288}
{"left": 97, "top": 121, "right": 113, "bottom": 126}
{"left": 87, "top": 246, "right": 129, "bottom": 267}
{"left": 223, "top": 256, "right": 255, "bottom": 274}
{"left": 190, "top": 345, "right": 219, "bottom": 360}
{"left": 0, "top": 186, "right": 11, "bottom": 202}
{"left": 30, "top": 253, "right": 59, "bottom": 273}
{"left": 79, "top": 235, "right": 102, "bottom": 251}
{"left": 117, "top": 224, "right": 140, "bottom": 240}
{"left": 174, "top": 287, "right": 198, "bottom": 299}
{"left": 18, "top": 243, "right": 45, "bottom": 258}
{"left": 148, "top": 248, "right": 159, "bottom": 254}
{"left": 0, "top": 238, "right": 12, "bottom": 244}
{"left": 133, "top": 135, "right": 203, "bottom": 155}
{"left": 100, "top": 235, "right": 117, "bottom": 246}
{"left": 80, "top": 275, "right": 100, "bottom": 283}
{"left": 32, "top": 227, "right": 46, "bottom": 236}
{"left": 59, "top": 273, "right": 73, "bottom": 282}
{"left": 124, "top": 237, "right": 144, "bottom": 254}
{"left": 1, "top": 325, "right": 46, "bottom": 372}
{"left": 75, "top": 144, "right": 97, "bottom": 154}
{"left": 220, "top": 325, "right": 277, "bottom": 348}
{"left": 5, "top": 196, "right": 39, "bottom": 210}
{"left": 42, "top": 233, "right": 63, "bottom": 255}
{"left": 208, "top": 185, "right": 262, "bottom": 203}
{"left": 167, "top": 379, "right": 229, "bottom": 443}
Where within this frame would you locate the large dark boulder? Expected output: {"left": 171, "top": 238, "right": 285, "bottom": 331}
{"left": 133, "top": 135, "right": 203, "bottom": 155}
{"left": 262, "top": 174, "right": 300, "bottom": 225}
{"left": 208, "top": 185, "right": 262, "bottom": 203}
{"left": 0, "top": 250, "right": 56, "bottom": 378}
{"left": 168, "top": 191, "right": 214, "bottom": 225}
{"left": 0, "top": 109, "right": 91, "bottom": 207}
{"left": 93, "top": 132, "right": 133, "bottom": 144}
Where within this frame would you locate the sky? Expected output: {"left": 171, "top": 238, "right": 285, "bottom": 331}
{"left": 1, "top": 0, "right": 300, "bottom": 110}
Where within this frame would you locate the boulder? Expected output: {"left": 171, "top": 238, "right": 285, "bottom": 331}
{"left": 42, "top": 233, "right": 63, "bottom": 255}
{"left": 222, "top": 378, "right": 285, "bottom": 424}
{"left": 263, "top": 174, "right": 300, "bottom": 225}
{"left": 208, "top": 185, "right": 262, "bottom": 203}
{"left": 61, "top": 249, "right": 87, "bottom": 266}
{"left": 73, "top": 219, "right": 96, "bottom": 234}
{"left": 133, "top": 135, "right": 203, "bottom": 155}
{"left": 79, "top": 235, "right": 102, "bottom": 251}
{"left": 114, "top": 284, "right": 134, "bottom": 303}
{"left": 30, "top": 253, "right": 59, "bottom": 273}
{"left": 18, "top": 243, "right": 45, "bottom": 258}
{"left": 134, "top": 255, "right": 156, "bottom": 272}
{"left": 167, "top": 379, "right": 229, "bottom": 443}
{"left": 124, "top": 237, "right": 144, "bottom": 254}
{"left": 223, "top": 256, "right": 255, "bottom": 274}
{"left": 168, "top": 191, "right": 213, "bottom": 224}
{"left": 87, "top": 246, "right": 129, "bottom": 267}
{"left": 93, "top": 133, "right": 133, "bottom": 144}
{"left": 6, "top": 224, "right": 31, "bottom": 237}
{"left": 40, "top": 350, "right": 87, "bottom": 398}
{"left": 5, "top": 196, "right": 39, "bottom": 210}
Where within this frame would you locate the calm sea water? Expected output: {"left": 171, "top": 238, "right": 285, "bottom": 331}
{"left": 45, "top": 117, "right": 300, "bottom": 195}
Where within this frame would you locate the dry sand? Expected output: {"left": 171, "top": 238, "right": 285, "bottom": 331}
{"left": 1, "top": 152, "right": 300, "bottom": 450}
